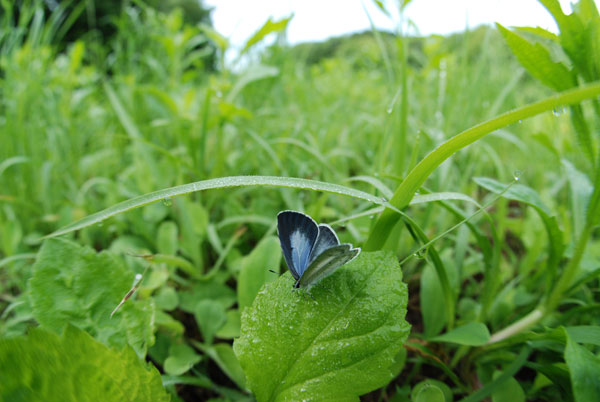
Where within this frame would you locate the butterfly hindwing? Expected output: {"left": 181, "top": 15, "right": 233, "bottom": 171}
{"left": 277, "top": 211, "right": 319, "bottom": 280}
{"left": 308, "top": 224, "right": 340, "bottom": 264}
{"left": 296, "top": 244, "right": 360, "bottom": 289}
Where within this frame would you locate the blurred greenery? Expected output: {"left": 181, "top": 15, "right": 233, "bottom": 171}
{"left": 0, "top": 0, "right": 599, "bottom": 400}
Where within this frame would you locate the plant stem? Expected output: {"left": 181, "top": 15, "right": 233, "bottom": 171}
{"left": 486, "top": 307, "right": 545, "bottom": 345}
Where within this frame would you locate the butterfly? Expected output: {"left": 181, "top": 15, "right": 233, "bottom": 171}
{"left": 277, "top": 210, "right": 360, "bottom": 289}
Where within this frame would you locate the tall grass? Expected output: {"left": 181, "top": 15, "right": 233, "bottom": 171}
{"left": 1, "top": 1, "right": 599, "bottom": 400}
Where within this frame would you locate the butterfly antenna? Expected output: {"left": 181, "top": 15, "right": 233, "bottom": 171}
{"left": 399, "top": 176, "right": 520, "bottom": 266}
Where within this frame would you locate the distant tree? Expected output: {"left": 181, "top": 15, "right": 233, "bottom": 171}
{"left": 1, "top": 0, "right": 213, "bottom": 45}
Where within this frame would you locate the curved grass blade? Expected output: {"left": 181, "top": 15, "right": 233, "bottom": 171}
{"left": 364, "top": 81, "right": 600, "bottom": 250}
{"left": 45, "top": 176, "right": 386, "bottom": 238}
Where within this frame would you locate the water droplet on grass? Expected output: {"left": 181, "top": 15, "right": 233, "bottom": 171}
{"left": 513, "top": 170, "right": 522, "bottom": 181}
{"left": 162, "top": 197, "right": 173, "bottom": 206}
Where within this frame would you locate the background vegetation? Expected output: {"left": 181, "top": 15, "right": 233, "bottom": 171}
{"left": 0, "top": 0, "right": 599, "bottom": 401}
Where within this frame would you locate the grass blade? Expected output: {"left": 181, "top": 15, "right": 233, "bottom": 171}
{"left": 364, "top": 81, "right": 600, "bottom": 250}
{"left": 45, "top": 176, "right": 386, "bottom": 238}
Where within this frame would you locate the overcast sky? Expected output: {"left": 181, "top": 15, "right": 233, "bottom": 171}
{"left": 204, "top": 0, "right": 586, "bottom": 51}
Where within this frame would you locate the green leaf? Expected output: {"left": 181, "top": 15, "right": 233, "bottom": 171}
{"left": 421, "top": 264, "right": 447, "bottom": 338}
{"left": 241, "top": 17, "right": 292, "bottom": 55}
{"left": 497, "top": 23, "right": 575, "bottom": 91}
{"left": 565, "top": 329, "right": 600, "bottom": 402}
{"left": 0, "top": 325, "right": 168, "bottom": 402}
{"left": 155, "top": 286, "right": 179, "bottom": 311}
{"left": 460, "top": 347, "right": 531, "bottom": 402}
{"left": 28, "top": 238, "right": 154, "bottom": 357}
{"left": 233, "top": 251, "right": 410, "bottom": 401}
{"left": 226, "top": 65, "right": 280, "bottom": 101}
{"left": 430, "top": 322, "right": 490, "bottom": 346}
{"left": 415, "top": 385, "right": 446, "bottom": 402}
{"left": 46, "top": 176, "right": 388, "bottom": 238}
{"left": 237, "top": 236, "right": 281, "bottom": 310}
{"left": 412, "top": 380, "right": 453, "bottom": 402}
{"left": 364, "top": 81, "right": 600, "bottom": 250}
{"left": 566, "top": 326, "right": 600, "bottom": 346}
{"left": 204, "top": 343, "right": 247, "bottom": 391}
{"left": 164, "top": 343, "right": 202, "bottom": 376}
{"left": 216, "top": 309, "right": 241, "bottom": 339}
{"left": 491, "top": 372, "right": 525, "bottom": 402}
{"left": 194, "top": 299, "right": 227, "bottom": 345}
{"left": 562, "top": 160, "right": 593, "bottom": 236}
{"left": 157, "top": 221, "right": 178, "bottom": 255}
{"left": 179, "top": 280, "right": 236, "bottom": 312}
{"left": 474, "top": 177, "right": 564, "bottom": 292}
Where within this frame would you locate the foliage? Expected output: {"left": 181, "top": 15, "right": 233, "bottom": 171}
{"left": 0, "top": 325, "right": 169, "bottom": 401}
{"left": 1, "top": 0, "right": 600, "bottom": 400}
{"left": 234, "top": 251, "right": 409, "bottom": 401}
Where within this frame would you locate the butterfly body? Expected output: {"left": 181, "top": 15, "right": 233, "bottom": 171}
{"left": 277, "top": 211, "right": 360, "bottom": 289}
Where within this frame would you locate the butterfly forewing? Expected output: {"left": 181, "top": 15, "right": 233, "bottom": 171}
{"left": 296, "top": 244, "right": 360, "bottom": 289}
{"left": 277, "top": 211, "right": 319, "bottom": 280}
{"left": 308, "top": 224, "right": 340, "bottom": 264}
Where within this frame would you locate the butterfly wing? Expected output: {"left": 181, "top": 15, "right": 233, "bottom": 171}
{"left": 277, "top": 211, "right": 319, "bottom": 280}
{"left": 295, "top": 244, "right": 360, "bottom": 289}
{"left": 308, "top": 224, "right": 340, "bottom": 264}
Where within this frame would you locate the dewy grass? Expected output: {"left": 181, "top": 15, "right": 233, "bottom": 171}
{"left": 2, "top": 1, "right": 600, "bottom": 401}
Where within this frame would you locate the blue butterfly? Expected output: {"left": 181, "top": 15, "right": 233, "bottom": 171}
{"left": 277, "top": 210, "right": 360, "bottom": 289}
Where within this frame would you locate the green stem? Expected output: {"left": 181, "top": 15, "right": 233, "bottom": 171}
{"left": 486, "top": 307, "right": 545, "bottom": 345}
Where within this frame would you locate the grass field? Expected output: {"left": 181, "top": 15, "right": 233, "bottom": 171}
{"left": 1, "top": 1, "right": 599, "bottom": 401}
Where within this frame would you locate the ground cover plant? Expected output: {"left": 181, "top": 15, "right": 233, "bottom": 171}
{"left": 0, "top": 0, "right": 599, "bottom": 400}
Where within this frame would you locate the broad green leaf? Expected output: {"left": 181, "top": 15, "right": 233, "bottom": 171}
{"left": 157, "top": 221, "right": 178, "bottom": 255}
{"left": 497, "top": 23, "right": 574, "bottom": 91}
{"left": 0, "top": 325, "right": 168, "bottom": 402}
{"left": 234, "top": 251, "right": 410, "bottom": 402}
{"left": 565, "top": 330, "right": 600, "bottom": 402}
{"left": 164, "top": 343, "right": 202, "bottom": 376}
{"left": 430, "top": 322, "right": 490, "bottom": 346}
{"left": 241, "top": 17, "right": 292, "bottom": 55}
{"left": 237, "top": 236, "right": 281, "bottom": 310}
{"left": 28, "top": 238, "right": 154, "bottom": 357}
{"left": 194, "top": 299, "right": 227, "bottom": 345}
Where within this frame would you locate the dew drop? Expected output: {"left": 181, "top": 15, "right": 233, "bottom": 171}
{"left": 386, "top": 106, "right": 393, "bottom": 114}
{"left": 162, "top": 197, "right": 173, "bottom": 207}
{"left": 380, "top": 196, "right": 388, "bottom": 203}
{"left": 513, "top": 169, "right": 522, "bottom": 181}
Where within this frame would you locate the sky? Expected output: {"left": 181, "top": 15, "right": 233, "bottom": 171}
{"left": 204, "top": 0, "right": 586, "bottom": 52}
